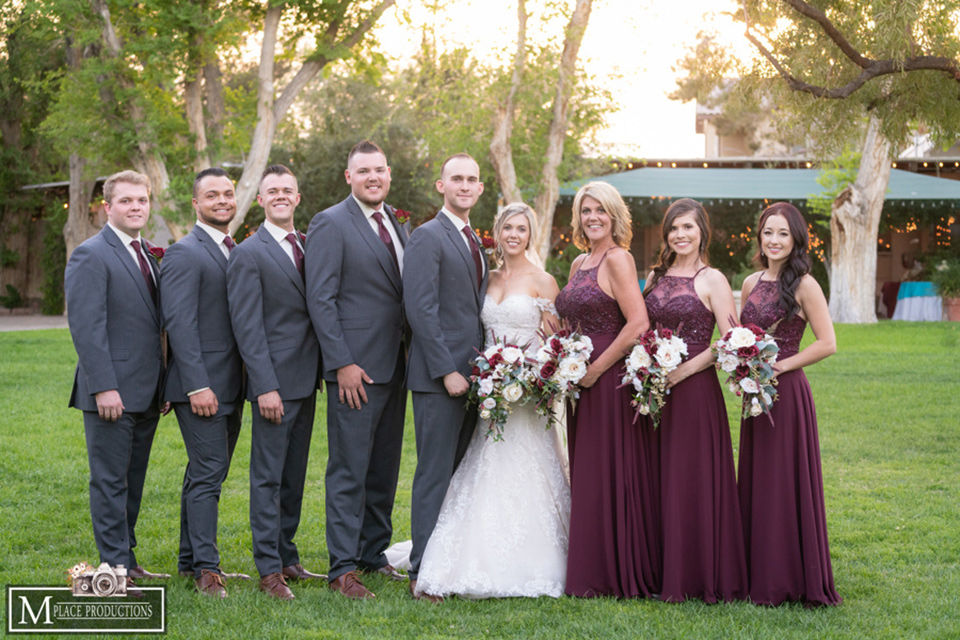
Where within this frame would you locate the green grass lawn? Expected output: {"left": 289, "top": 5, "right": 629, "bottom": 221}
{"left": 1, "top": 322, "right": 958, "bottom": 639}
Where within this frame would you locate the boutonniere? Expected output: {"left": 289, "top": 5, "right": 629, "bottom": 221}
{"left": 394, "top": 209, "right": 411, "bottom": 225}
{"left": 148, "top": 246, "right": 165, "bottom": 261}
{"left": 480, "top": 235, "right": 496, "bottom": 256}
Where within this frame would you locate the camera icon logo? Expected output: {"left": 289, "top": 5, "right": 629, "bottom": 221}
{"left": 69, "top": 562, "right": 128, "bottom": 597}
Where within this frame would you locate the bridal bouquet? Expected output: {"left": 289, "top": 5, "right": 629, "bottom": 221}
{"left": 621, "top": 326, "right": 688, "bottom": 428}
{"left": 713, "top": 322, "right": 780, "bottom": 422}
{"left": 469, "top": 339, "right": 533, "bottom": 441}
{"left": 529, "top": 327, "right": 594, "bottom": 426}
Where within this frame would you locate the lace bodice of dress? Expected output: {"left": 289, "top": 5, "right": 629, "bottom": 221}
{"left": 644, "top": 273, "right": 715, "bottom": 347}
{"left": 739, "top": 279, "right": 807, "bottom": 358}
{"left": 555, "top": 259, "right": 625, "bottom": 335}
{"left": 481, "top": 295, "right": 553, "bottom": 356}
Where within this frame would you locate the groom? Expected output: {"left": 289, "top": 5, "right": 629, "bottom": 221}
{"left": 403, "top": 153, "right": 487, "bottom": 603}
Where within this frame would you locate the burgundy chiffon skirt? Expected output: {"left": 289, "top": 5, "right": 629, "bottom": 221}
{"left": 565, "top": 333, "right": 661, "bottom": 598}
{"left": 659, "top": 353, "right": 747, "bottom": 603}
{"left": 738, "top": 368, "right": 842, "bottom": 607}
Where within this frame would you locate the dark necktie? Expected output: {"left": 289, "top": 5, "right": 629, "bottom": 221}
{"left": 286, "top": 232, "right": 305, "bottom": 281}
{"left": 130, "top": 240, "right": 157, "bottom": 304}
{"left": 223, "top": 235, "right": 235, "bottom": 253}
{"left": 372, "top": 210, "right": 399, "bottom": 270}
{"left": 462, "top": 226, "right": 483, "bottom": 288}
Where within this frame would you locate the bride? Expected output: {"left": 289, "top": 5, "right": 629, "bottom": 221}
{"left": 414, "top": 203, "right": 572, "bottom": 599}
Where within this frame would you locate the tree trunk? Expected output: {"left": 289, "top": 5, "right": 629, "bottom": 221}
{"left": 184, "top": 66, "right": 211, "bottom": 172}
{"left": 63, "top": 153, "right": 99, "bottom": 264}
{"left": 828, "top": 116, "right": 892, "bottom": 323}
{"left": 488, "top": 0, "right": 526, "bottom": 206}
{"left": 532, "top": 0, "right": 592, "bottom": 263}
{"left": 92, "top": 0, "right": 187, "bottom": 241}
{"left": 229, "top": 0, "right": 396, "bottom": 233}
{"left": 203, "top": 60, "right": 225, "bottom": 164}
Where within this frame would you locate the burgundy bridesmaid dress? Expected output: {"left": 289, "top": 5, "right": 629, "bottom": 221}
{"left": 738, "top": 279, "right": 842, "bottom": 606}
{"left": 644, "top": 270, "right": 748, "bottom": 603}
{"left": 555, "top": 251, "right": 661, "bottom": 598}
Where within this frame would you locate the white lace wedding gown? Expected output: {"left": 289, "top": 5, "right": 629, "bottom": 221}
{"left": 416, "top": 294, "right": 572, "bottom": 598}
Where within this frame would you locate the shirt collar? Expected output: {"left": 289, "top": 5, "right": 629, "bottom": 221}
{"left": 352, "top": 194, "right": 387, "bottom": 220}
{"left": 107, "top": 221, "right": 140, "bottom": 247}
{"left": 440, "top": 207, "right": 471, "bottom": 232}
{"left": 262, "top": 219, "right": 297, "bottom": 244}
{"left": 194, "top": 220, "right": 228, "bottom": 245}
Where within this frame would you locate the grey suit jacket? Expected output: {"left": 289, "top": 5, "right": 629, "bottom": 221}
{"left": 65, "top": 225, "right": 164, "bottom": 413}
{"left": 227, "top": 225, "right": 321, "bottom": 401}
{"left": 403, "top": 212, "right": 488, "bottom": 394}
{"left": 305, "top": 197, "right": 409, "bottom": 384}
{"left": 161, "top": 225, "right": 243, "bottom": 403}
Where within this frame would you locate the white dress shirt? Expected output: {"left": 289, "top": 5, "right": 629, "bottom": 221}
{"left": 107, "top": 221, "right": 156, "bottom": 285}
{"left": 195, "top": 220, "right": 232, "bottom": 259}
{"left": 440, "top": 208, "right": 485, "bottom": 277}
{"left": 352, "top": 195, "right": 404, "bottom": 273}
{"left": 261, "top": 219, "right": 302, "bottom": 268}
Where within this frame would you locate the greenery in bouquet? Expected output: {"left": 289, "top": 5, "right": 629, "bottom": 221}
{"left": 468, "top": 339, "right": 534, "bottom": 442}
{"left": 713, "top": 323, "right": 780, "bottom": 423}
{"left": 620, "top": 326, "right": 688, "bottom": 428}
{"left": 530, "top": 327, "right": 593, "bottom": 427}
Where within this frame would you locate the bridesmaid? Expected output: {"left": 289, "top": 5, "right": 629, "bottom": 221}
{"left": 555, "top": 181, "right": 659, "bottom": 598}
{"left": 643, "top": 198, "right": 747, "bottom": 603}
{"left": 738, "top": 202, "right": 841, "bottom": 607}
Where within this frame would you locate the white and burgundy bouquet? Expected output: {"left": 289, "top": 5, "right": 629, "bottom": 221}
{"left": 621, "top": 326, "right": 688, "bottom": 428}
{"left": 713, "top": 322, "right": 780, "bottom": 422}
{"left": 529, "top": 327, "right": 594, "bottom": 426}
{"left": 468, "top": 338, "right": 533, "bottom": 441}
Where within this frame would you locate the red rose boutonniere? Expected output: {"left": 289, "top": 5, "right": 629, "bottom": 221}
{"left": 394, "top": 209, "right": 411, "bottom": 225}
{"left": 148, "top": 246, "right": 165, "bottom": 261}
{"left": 480, "top": 235, "right": 496, "bottom": 256}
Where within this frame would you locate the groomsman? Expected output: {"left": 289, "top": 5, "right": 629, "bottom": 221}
{"left": 65, "top": 170, "right": 168, "bottom": 597}
{"left": 227, "top": 165, "right": 325, "bottom": 600}
{"left": 403, "top": 153, "right": 487, "bottom": 603}
{"left": 306, "top": 140, "right": 409, "bottom": 600}
{"left": 161, "top": 168, "right": 245, "bottom": 598}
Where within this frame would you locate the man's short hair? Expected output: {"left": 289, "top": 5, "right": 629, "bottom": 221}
{"left": 439, "top": 153, "right": 477, "bottom": 179}
{"left": 103, "top": 170, "right": 151, "bottom": 204}
{"left": 260, "top": 164, "right": 297, "bottom": 189}
{"left": 193, "top": 167, "right": 231, "bottom": 199}
{"left": 347, "top": 140, "right": 386, "bottom": 166}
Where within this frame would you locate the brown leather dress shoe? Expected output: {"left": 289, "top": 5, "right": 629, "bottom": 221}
{"left": 364, "top": 564, "right": 407, "bottom": 582}
{"left": 195, "top": 569, "right": 227, "bottom": 599}
{"left": 125, "top": 578, "right": 145, "bottom": 599}
{"left": 328, "top": 571, "right": 375, "bottom": 600}
{"left": 409, "top": 579, "right": 443, "bottom": 604}
{"left": 259, "top": 573, "right": 295, "bottom": 601}
{"left": 282, "top": 564, "right": 327, "bottom": 581}
{"left": 179, "top": 570, "right": 251, "bottom": 580}
{"left": 128, "top": 566, "right": 170, "bottom": 580}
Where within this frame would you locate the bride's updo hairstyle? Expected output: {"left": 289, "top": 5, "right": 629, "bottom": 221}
{"left": 754, "top": 202, "right": 811, "bottom": 322}
{"left": 492, "top": 202, "right": 540, "bottom": 267}
{"left": 570, "top": 181, "right": 633, "bottom": 252}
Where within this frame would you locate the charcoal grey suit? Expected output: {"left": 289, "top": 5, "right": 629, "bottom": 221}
{"left": 305, "top": 196, "right": 409, "bottom": 581}
{"left": 65, "top": 224, "right": 164, "bottom": 569}
{"left": 227, "top": 224, "right": 321, "bottom": 578}
{"left": 403, "top": 211, "right": 488, "bottom": 579}
{"left": 161, "top": 224, "right": 244, "bottom": 575}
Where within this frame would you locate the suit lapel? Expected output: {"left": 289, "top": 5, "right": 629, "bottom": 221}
{"left": 193, "top": 225, "right": 228, "bottom": 272}
{"left": 260, "top": 225, "right": 305, "bottom": 296}
{"left": 347, "top": 200, "right": 402, "bottom": 291}
{"left": 384, "top": 204, "right": 409, "bottom": 247}
{"left": 102, "top": 226, "right": 160, "bottom": 323}
{"left": 438, "top": 213, "right": 481, "bottom": 305}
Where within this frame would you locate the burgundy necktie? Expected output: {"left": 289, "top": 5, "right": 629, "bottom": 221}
{"left": 223, "top": 235, "right": 235, "bottom": 253}
{"left": 462, "top": 226, "right": 483, "bottom": 288}
{"left": 372, "top": 210, "right": 399, "bottom": 270}
{"left": 286, "top": 232, "right": 305, "bottom": 281}
{"left": 130, "top": 240, "right": 157, "bottom": 303}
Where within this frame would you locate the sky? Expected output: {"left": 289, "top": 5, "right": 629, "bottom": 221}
{"left": 375, "top": 0, "right": 747, "bottom": 159}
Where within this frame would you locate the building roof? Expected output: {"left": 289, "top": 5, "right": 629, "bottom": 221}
{"left": 559, "top": 168, "right": 960, "bottom": 203}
